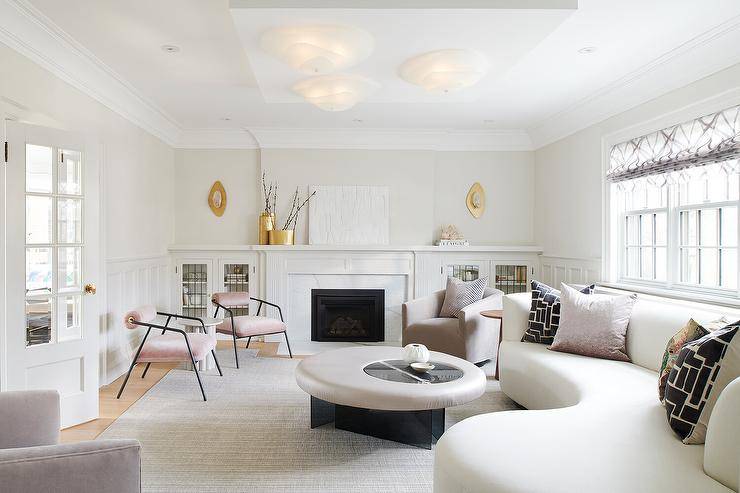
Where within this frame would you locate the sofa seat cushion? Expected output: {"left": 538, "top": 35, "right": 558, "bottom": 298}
{"left": 137, "top": 333, "right": 216, "bottom": 363}
{"left": 403, "top": 318, "right": 464, "bottom": 358}
{"left": 434, "top": 342, "right": 734, "bottom": 493}
{"left": 216, "top": 316, "right": 286, "bottom": 337}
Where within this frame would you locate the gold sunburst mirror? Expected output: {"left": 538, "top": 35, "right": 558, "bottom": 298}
{"left": 466, "top": 182, "right": 485, "bottom": 218}
{"left": 208, "top": 181, "right": 226, "bottom": 217}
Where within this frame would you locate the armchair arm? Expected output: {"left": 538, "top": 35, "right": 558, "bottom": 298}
{"left": 156, "top": 311, "right": 206, "bottom": 330}
{"left": 0, "top": 391, "right": 59, "bottom": 449}
{"left": 0, "top": 439, "right": 141, "bottom": 493}
{"left": 502, "top": 292, "right": 531, "bottom": 342}
{"left": 402, "top": 290, "right": 446, "bottom": 328}
{"left": 458, "top": 290, "right": 503, "bottom": 363}
{"left": 704, "top": 376, "right": 740, "bottom": 491}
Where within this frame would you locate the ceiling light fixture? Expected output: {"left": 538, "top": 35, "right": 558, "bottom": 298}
{"left": 399, "top": 49, "right": 489, "bottom": 93}
{"left": 577, "top": 46, "right": 597, "bottom": 54}
{"left": 161, "top": 44, "right": 180, "bottom": 53}
{"left": 292, "top": 74, "right": 380, "bottom": 112}
{"left": 260, "top": 25, "right": 374, "bottom": 75}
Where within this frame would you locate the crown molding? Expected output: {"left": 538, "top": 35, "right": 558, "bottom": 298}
{"left": 176, "top": 128, "right": 260, "bottom": 149}
{"left": 528, "top": 14, "right": 740, "bottom": 149}
{"left": 0, "top": 0, "right": 181, "bottom": 146}
{"left": 245, "top": 127, "right": 533, "bottom": 151}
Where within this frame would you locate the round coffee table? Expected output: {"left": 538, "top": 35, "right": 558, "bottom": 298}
{"left": 295, "top": 346, "right": 486, "bottom": 449}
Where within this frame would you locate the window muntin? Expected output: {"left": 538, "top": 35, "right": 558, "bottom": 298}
{"left": 615, "top": 160, "right": 739, "bottom": 296}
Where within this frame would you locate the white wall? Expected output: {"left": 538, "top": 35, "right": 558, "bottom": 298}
{"left": 434, "top": 151, "right": 535, "bottom": 245}
{"left": 173, "top": 148, "right": 538, "bottom": 246}
{"left": 0, "top": 43, "right": 175, "bottom": 384}
{"left": 534, "top": 62, "right": 740, "bottom": 263}
{"left": 173, "top": 149, "right": 261, "bottom": 244}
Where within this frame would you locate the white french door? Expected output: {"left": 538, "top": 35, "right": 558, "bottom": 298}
{"left": 4, "top": 122, "right": 99, "bottom": 428}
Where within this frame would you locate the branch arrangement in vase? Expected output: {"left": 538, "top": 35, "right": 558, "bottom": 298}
{"left": 261, "top": 171, "right": 277, "bottom": 215}
{"left": 282, "top": 188, "right": 317, "bottom": 230}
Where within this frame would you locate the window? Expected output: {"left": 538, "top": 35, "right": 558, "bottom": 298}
{"left": 613, "top": 161, "right": 739, "bottom": 296}
{"left": 607, "top": 104, "right": 740, "bottom": 299}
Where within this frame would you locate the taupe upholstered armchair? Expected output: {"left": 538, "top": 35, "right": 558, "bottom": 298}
{"left": 0, "top": 390, "right": 141, "bottom": 493}
{"left": 402, "top": 287, "right": 503, "bottom": 364}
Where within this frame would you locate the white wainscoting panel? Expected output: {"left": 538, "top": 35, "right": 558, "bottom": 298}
{"left": 308, "top": 185, "right": 390, "bottom": 245}
{"left": 539, "top": 256, "right": 602, "bottom": 287}
{"left": 102, "top": 255, "right": 170, "bottom": 385}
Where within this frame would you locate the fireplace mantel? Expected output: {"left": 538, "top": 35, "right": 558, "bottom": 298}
{"left": 169, "top": 244, "right": 543, "bottom": 253}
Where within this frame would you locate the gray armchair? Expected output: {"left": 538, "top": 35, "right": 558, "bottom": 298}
{"left": 0, "top": 390, "right": 141, "bottom": 493}
{"left": 402, "top": 287, "right": 503, "bottom": 364}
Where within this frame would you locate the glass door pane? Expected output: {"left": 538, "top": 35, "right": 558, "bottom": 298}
{"left": 223, "top": 264, "right": 250, "bottom": 316}
{"left": 447, "top": 264, "right": 480, "bottom": 281}
{"left": 181, "top": 263, "right": 209, "bottom": 318}
{"left": 495, "top": 265, "right": 528, "bottom": 294}
{"left": 24, "top": 143, "right": 84, "bottom": 345}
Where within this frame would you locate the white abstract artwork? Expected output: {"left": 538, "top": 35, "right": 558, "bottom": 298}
{"left": 308, "top": 185, "right": 390, "bottom": 245}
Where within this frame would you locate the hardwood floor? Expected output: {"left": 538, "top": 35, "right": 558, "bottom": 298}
{"left": 59, "top": 341, "right": 290, "bottom": 443}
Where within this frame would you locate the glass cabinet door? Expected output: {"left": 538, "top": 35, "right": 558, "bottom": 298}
{"left": 494, "top": 264, "right": 530, "bottom": 294}
{"left": 447, "top": 264, "right": 481, "bottom": 281}
{"left": 222, "top": 263, "right": 250, "bottom": 316}
{"left": 180, "top": 263, "right": 209, "bottom": 318}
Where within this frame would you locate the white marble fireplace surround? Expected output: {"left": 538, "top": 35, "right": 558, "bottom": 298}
{"left": 168, "top": 245, "right": 543, "bottom": 352}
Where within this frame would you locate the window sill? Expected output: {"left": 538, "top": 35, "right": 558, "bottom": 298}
{"left": 597, "top": 281, "right": 740, "bottom": 309}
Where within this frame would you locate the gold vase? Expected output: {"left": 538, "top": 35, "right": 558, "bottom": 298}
{"left": 268, "top": 229, "right": 295, "bottom": 245}
{"left": 258, "top": 212, "right": 274, "bottom": 245}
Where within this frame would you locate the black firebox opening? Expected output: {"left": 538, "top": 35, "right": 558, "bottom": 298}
{"left": 311, "top": 289, "right": 384, "bottom": 342}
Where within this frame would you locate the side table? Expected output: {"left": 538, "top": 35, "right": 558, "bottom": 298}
{"left": 480, "top": 309, "right": 503, "bottom": 380}
{"left": 176, "top": 317, "right": 223, "bottom": 371}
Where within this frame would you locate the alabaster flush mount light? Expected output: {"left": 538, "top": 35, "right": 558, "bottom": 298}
{"left": 399, "top": 49, "right": 489, "bottom": 93}
{"left": 260, "top": 24, "right": 374, "bottom": 74}
{"left": 292, "top": 74, "right": 380, "bottom": 112}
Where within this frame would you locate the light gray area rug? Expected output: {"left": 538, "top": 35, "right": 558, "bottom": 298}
{"left": 99, "top": 349, "right": 518, "bottom": 492}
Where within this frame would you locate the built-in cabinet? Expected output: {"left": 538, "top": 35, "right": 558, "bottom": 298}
{"left": 170, "top": 246, "right": 541, "bottom": 344}
{"left": 436, "top": 254, "right": 536, "bottom": 296}
{"left": 174, "top": 252, "right": 259, "bottom": 318}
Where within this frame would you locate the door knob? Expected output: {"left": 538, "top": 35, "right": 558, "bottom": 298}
{"left": 84, "top": 283, "right": 97, "bottom": 295}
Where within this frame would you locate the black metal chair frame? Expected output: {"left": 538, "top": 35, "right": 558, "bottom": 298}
{"left": 212, "top": 297, "right": 293, "bottom": 368}
{"left": 116, "top": 312, "right": 223, "bottom": 402}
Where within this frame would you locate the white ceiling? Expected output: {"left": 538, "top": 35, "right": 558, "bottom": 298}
{"left": 10, "top": 0, "right": 740, "bottom": 148}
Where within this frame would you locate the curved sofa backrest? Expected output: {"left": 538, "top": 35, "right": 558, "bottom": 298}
{"left": 503, "top": 290, "right": 739, "bottom": 372}
{"left": 624, "top": 297, "right": 734, "bottom": 371}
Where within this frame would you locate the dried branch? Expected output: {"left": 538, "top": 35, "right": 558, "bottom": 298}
{"left": 282, "top": 189, "right": 299, "bottom": 230}
{"left": 285, "top": 190, "right": 316, "bottom": 230}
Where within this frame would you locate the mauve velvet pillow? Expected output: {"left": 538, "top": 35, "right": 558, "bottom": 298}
{"left": 550, "top": 283, "right": 637, "bottom": 362}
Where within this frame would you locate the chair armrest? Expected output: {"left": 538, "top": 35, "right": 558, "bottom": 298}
{"left": 0, "top": 439, "right": 141, "bottom": 493}
{"left": 459, "top": 290, "right": 503, "bottom": 323}
{"left": 402, "top": 290, "right": 446, "bottom": 328}
{"left": 704, "top": 376, "right": 740, "bottom": 492}
{"left": 458, "top": 291, "right": 504, "bottom": 363}
{"left": 502, "top": 292, "right": 531, "bottom": 342}
{"left": 0, "top": 391, "right": 60, "bottom": 449}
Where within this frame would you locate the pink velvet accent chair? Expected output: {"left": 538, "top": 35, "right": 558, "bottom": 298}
{"left": 116, "top": 305, "right": 222, "bottom": 401}
{"left": 211, "top": 292, "right": 292, "bottom": 368}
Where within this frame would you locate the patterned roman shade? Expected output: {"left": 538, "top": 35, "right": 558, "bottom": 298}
{"left": 606, "top": 104, "right": 740, "bottom": 183}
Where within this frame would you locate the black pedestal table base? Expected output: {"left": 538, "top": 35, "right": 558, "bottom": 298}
{"left": 310, "top": 396, "right": 445, "bottom": 449}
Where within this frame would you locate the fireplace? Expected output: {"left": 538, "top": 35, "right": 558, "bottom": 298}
{"left": 311, "top": 289, "right": 385, "bottom": 342}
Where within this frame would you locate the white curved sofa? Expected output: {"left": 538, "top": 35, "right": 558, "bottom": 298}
{"left": 435, "top": 291, "right": 740, "bottom": 493}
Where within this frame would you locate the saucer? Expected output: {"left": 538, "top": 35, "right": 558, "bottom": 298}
{"left": 410, "top": 362, "right": 435, "bottom": 373}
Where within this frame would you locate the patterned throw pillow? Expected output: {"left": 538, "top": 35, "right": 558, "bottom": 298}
{"left": 522, "top": 280, "right": 595, "bottom": 344}
{"left": 658, "top": 317, "right": 728, "bottom": 403}
{"left": 664, "top": 322, "right": 740, "bottom": 444}
{"left": 439, "top": 276, "right": 489, "bottom": 318}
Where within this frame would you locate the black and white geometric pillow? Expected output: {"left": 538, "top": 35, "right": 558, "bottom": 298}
{"left": 522, "top": 281, "right": 595, "bottom": 344}
{"left": 664, "top": 322, "right": 739, "bottom": 444}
